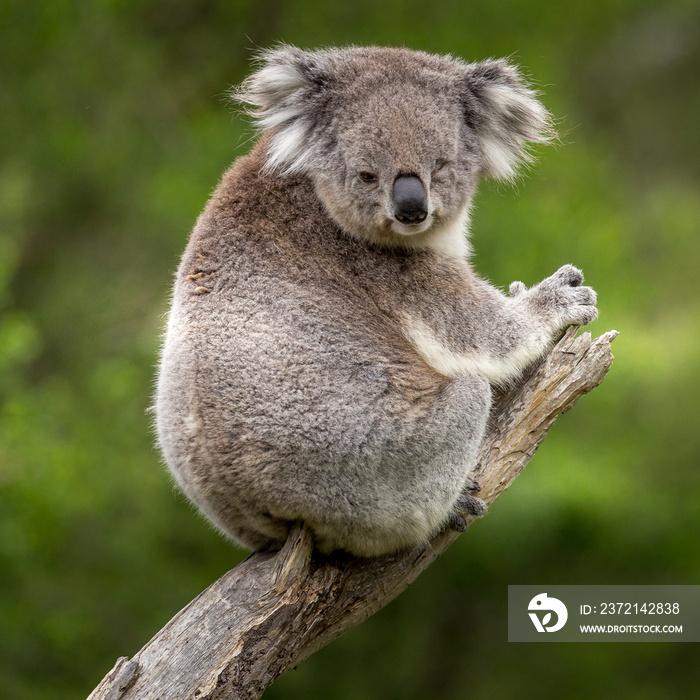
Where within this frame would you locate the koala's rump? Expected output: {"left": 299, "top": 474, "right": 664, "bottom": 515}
{"left": 157, "top": 260, "right": 490, "bottom": 555}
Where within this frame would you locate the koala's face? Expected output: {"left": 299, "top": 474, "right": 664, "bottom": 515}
{"left": 315, "top": 79, "right": 479, "bottom": 247}
{"left": 236, "top": 46, "right": 552, "bottom": 253}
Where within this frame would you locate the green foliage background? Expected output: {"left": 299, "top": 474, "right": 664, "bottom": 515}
{"left": 1, "top": 1, "right": 699, "bottom": 698}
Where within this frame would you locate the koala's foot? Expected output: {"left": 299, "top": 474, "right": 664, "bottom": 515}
{"left": 535, "top": 264, "right": 598, "bottom": 328}
{"left": 447, "top": 493, "right": 488, "bottom": 532}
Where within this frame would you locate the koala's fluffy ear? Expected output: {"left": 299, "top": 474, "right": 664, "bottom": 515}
{"left": 461, "top": 60, "right": 555, "bottom": 180}
{"left": 233, "top": 45, "right": 332, "bottom": 176}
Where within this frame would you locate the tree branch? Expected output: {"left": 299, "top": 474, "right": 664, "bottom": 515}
{"left": 88, "top": 327, "right": 617, "bottom": 700}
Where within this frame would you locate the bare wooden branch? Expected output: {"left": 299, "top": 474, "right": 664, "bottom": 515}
{"left": 88, "top": 327, "right": 617, "bottom": 700}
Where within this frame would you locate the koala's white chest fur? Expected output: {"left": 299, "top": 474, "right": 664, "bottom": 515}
{"left": 409, "top": 209, "right": 472, "bottom": 259}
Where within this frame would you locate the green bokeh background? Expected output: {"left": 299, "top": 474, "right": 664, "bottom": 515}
{"left": 2, "top": 1, "right": 699, "bottom": 698}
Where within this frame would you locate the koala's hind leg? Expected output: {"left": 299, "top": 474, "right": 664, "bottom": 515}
{"left": 212, "top": 502, "right": 290, "bottom": 553}
{"left": 447, "top": 492, "right": 488, "bottom": 532}
{"left": 231, "top": 524, "right": 287, "bottom": 553}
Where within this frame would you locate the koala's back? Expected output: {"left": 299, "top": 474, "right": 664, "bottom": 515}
{"left": 156, "top": 144, "right": 491, "bottom": 556}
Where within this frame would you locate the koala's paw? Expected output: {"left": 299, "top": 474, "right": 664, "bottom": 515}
{"left": 447, "top": 493, "right": 488, "bottom": 532}
{"left": 533, "top": 264, "right": 598, "bottom": 330}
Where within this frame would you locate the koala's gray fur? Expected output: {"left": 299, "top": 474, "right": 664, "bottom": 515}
{"left": 155, "top": 45, "right": 597, "bottom": 557}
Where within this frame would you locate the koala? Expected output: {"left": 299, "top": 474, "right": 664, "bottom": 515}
{"left": 155, "top": 45, "right": 597, "bottom": 558}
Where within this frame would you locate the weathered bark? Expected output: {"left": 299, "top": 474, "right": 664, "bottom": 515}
{"left": 89, "top": 327, "right": 617, "bottom": 700}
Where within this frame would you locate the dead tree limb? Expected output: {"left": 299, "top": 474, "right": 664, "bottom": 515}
{"left": 89, "top": 327, "right": 617, "bottom": 700}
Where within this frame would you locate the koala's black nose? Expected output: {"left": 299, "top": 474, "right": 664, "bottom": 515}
{"left": 393, "top": 175, "right": 428, "bottom": 225}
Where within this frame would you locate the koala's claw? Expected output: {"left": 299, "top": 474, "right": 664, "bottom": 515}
{"left": 447, "top": 492, "right": 488, "bottom": 532}
{"left": 464, "top": 476, "right": 481, "bottom": 492}
{"left": 546, "top": 263, "right": 584, "bottom": 289}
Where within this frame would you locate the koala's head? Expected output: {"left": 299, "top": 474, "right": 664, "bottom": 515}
{"left": 235, "top": 45, "right": 553, "bottom": 255}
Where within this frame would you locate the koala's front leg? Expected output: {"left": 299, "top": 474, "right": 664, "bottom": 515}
{"left": 403, "top": 265, "right": 597, "bottom": 389}
{"left": 511, "top": 264, "right": 598, "bottom": 341}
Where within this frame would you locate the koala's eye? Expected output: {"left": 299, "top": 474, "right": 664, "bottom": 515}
{"left": 358, "top": 171, "right": 379, "bottom": 184}
{"left": 432, "top": 160, "right": 449, "bottom": 177}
